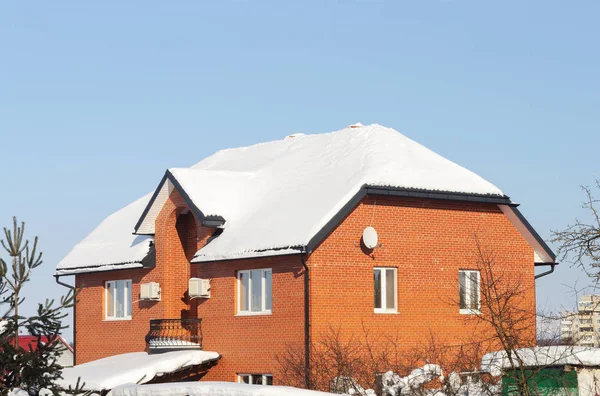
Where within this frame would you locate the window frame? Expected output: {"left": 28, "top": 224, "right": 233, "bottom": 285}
{"left": 105, "top": 279, "right": 132, "bottom": 320}
{"left": 459, "top": 270, "right": 481, "bottom": 315}
{"left": 374, "top": 267, "right": 398, "bottom": 314}
{"left": 237, "top": 374, "right": 273, "bottom": 385}
{"left": 237, "top": 268, "right": 272, "bottom": 316}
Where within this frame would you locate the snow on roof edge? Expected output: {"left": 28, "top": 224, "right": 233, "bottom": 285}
{"left": 481, "top": 346, "right": 600, "bottom": 377}
{"left": 192, "top": 247, "right": 304, "bottom": 263}
{"left": 59, "top": 350, "right": 221, "bottom": 391}
{"left": 55, "top": 262, "right": 144, "bottom": 276}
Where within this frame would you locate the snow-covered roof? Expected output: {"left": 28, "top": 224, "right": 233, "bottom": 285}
{"left": 56, "top": 123, "right": 553, "bottom": 274}
{"left": 58, "top": 350, "right": 220, "bottom": 391}
{"left": 481, "top": 346, "right": 600, "bottom": 377}
{"left": 56, "top": 195, "right": 153, "bottom": 275}
{"left": 112, "top": 382, "right": 349, "bottom": 396}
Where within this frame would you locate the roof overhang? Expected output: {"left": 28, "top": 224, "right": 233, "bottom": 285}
{"left": 498, "top": 204, "right": 556, "bottom": 264}
{"left": 134, "top": 170, "right": 226, "bottom": 235}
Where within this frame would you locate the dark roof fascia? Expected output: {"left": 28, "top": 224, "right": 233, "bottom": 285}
{"left": 510, "top": 206, "right": 557, "bottom": 262}
{"left": 535, "top": 262, "right": 559, "bottom": 267}
{"left": 133, "top": 170, "right": 226, "bottom": 235}
{"left": 306, "top": 185, "right": 516, "bottom": 254}
{"left": 365, "top": 186, "right": 513, "bottom": 205}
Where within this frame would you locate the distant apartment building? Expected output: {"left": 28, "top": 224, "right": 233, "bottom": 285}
{"left": 561, "top": 295, "right": 600, "bottom": 347}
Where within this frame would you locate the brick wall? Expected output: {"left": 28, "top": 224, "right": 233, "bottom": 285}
{"left": 75, "top": 267, "right": 159, "bottom": 363}
{"left": 192, "top": 255, "right": 305, "bottom": 382}
{"left": 307, "top": 195, "right": 536, "bottom": 363}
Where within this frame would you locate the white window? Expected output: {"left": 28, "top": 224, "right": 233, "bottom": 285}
{"left": 374, "top": 267, "right": 397, "bottom": 313}
{"left": 238, "top": 374, "right": 273, "bottom": 385}
{"left": 238, "top": 269, "right": 272, "bottom": 315}
{"left": 459, "top": 270, "right": 480, "bottom": 314}
{"left": 105, "top": 280, "right": 132, "bottom": 320}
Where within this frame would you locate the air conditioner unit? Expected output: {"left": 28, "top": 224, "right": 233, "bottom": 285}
{"left": 140, "top": 282, "right": 161, "bottom": 300}
{"left": 189, "top": 278, "right": 210, "bottom": 298}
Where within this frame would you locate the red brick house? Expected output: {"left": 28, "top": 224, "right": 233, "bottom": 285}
{"left": 55, "top": 123, "right": 556, "bottom": 385}
{"left": 18, "top": 335, "right": 74, "bottom": 368}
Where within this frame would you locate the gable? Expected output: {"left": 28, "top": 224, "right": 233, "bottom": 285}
{"left": 135, "top": 170, "right": 227, "bottom": 235}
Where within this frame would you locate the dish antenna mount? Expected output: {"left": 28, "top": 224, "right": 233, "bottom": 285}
{"left": 362, "top": 226, "right": 378, "bottom": 249}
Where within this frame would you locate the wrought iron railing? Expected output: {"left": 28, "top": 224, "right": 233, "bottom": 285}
{"left": 145, "top": 318, "right": 202, "bottom": 350}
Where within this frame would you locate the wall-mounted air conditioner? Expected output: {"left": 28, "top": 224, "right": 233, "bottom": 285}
{"left": 140, "top": 282, "right": 161, "bottom": 300}
{"left": 189, "top": 278, "right": 210, "bottom": 298}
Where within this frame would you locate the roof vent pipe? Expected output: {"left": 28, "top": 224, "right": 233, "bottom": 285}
{"left": 285, "top": 133, "right": 305, "bottom": 140}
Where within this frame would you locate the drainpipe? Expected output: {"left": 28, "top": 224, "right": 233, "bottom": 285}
{"left": 301, "top": 255, "right": 311, "bottom": 389}
{"left": 534, "top": 263, "right": 557, "bottom": 279}
{"left": 54, "top": 274, "right": 76, "bottom": 365}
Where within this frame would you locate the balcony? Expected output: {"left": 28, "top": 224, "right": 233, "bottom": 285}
{"left": 145, "top": 318, "right": 202, "bottom": 351}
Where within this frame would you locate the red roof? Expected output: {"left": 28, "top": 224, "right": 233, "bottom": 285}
{"left": 17, "top": 335, "right": 73, "bottom": 353}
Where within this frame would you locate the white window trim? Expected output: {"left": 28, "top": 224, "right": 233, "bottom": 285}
{"left": 237, "top": 268, "right": 272, "bottom": 316}
{"left": 374, "top": 267, "right": 398, "bottom": 314}
{"left": 237, "top": 374, "right": 272, "bottom": 385}
{"left": 105, "top": 279, "right": 132, "bottom": 320}
{"left": 459, "top": 270, "right": 481, "bottom": 315}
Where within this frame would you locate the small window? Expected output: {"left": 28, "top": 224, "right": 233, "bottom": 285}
{"left": 238, "top": 269, "right": 272, "bottom": 315}
{"left": 105, "top": 280, "right": 132, "bottom": 320}
{"left": 238, "top": 374, "right": 273, "bottom": 385}
{"left": 374, "top": 267, "right": 397, "bottom": 313}
{"left": 459, "top": 270, "right": 480, "bottom": 314}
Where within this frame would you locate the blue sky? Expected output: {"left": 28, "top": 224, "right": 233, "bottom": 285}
{"left": 1, "top": 1, "right": 599, "bottom": 337}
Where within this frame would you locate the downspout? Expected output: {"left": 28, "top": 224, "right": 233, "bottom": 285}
{"left": 534, "top": 263, "right": 557, "bottom": 279}
{"left": 54, "top": 274, "right": 76, "bottom": 365}
{"left": 301, "top": 254, "right": 311, "bottom": 389}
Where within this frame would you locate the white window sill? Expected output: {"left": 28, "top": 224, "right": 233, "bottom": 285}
{"left": 459, "top": 309, "right": 480, "bottom": 315}
{"left": 374, "top": 310, "right": 399, "bottom": 315}
{"left": 236, "top": 311, "right": 272, "bottom": 317}
{"left": 103, "top": 317, "right": 132, "bottom": 321}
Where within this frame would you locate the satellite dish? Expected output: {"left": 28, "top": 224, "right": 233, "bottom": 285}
{"left": 362, "top": 226, "right": 378, "bottom": 249}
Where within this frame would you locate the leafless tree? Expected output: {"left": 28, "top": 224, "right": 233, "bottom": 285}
{"left": 276, "top": 325, "right": 375, "bottom": 393}
{"left": 552, "top": 180, "right": 600, "bottom": 279}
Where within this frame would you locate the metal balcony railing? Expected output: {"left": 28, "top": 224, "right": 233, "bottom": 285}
{"left": 145, "top": 318, "right": 202, "bottom": 350}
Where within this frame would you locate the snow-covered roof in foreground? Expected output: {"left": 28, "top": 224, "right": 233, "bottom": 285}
{"left": 112, "top": 382, "right": 344, "bottom": 396}
{"left": 58, "top": 350, "right": 220, "bottom": 391}
{"left": 57, "top": 123, "right": 514, "bottom": 273}
{"left": 481, "top": 346, "right": 600, "bottom": 377}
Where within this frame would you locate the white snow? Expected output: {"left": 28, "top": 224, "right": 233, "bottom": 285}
{"left": 7, "top": 389, "right": 28, "bottom": 396}
{"left": 481, "top": 346, "right": 600, "bottom": 377}
{"left": 382, "top": 364, "right": 444, "bottom": 395}
{"left": 56, "top": 194, "right": 154, "bottom": 274}
{"left": 57, "top": 124, "right": 506, "bottom": 273}
{"left": 58, "top": 350, "right": 220, "bottom": 391}
{"left": 0, "top": 319, "right": 8, "bottom": 334}
{"left": 111, "top": 382, "right": 343, "bottom": 396}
